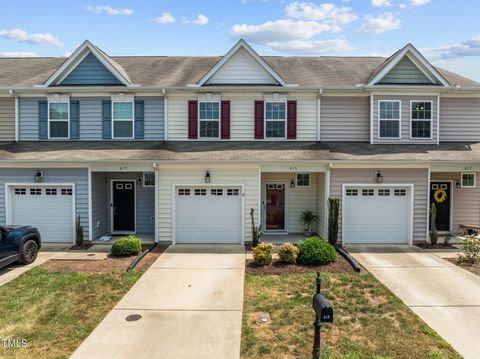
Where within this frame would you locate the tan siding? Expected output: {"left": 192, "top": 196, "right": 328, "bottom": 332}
{"left": 157, "top": 164, "right": 259, "bottom": 243}
{"left": 330, "top": 168, "right": 428, "bottom": 242}
{"left": 372, "top": 95, "right": 437, "bottom": 144}
{"left": 431, "top": 172, "right": 480, "bottom": 232}
{"left": 262, "top": 173, "right": 318, "bottom": 233}
{"left": 439, "top": 97, "right": 480, "bottom": 142}
{"left": 0, "top": 98, "right": 15, "bottom": 141}
{"left": 320, "top": 96, "right": 369, "bottom": 141}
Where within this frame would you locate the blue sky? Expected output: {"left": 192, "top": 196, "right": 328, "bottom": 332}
{"left": 1, "top": 0, "right": 480, "bottom": 80}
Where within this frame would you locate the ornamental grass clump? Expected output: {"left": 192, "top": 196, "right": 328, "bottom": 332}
{"left": 297, "top": 237, "right": 336, "bottom": 265}
{"left": 111, "top": 235, "right": 142, "bottom": 257}
{"left": 458, "top": 236, "right": 480, "bottom": 264}
{"left": 278, "top": 243, "right": 300, "bottom": 264}
{"left": 252, "top": 243, "right": 274, "bottom": 266}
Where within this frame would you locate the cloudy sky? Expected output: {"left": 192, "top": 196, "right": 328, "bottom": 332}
{"left": 1, "top": 0, "right": 480, "bottom": 80}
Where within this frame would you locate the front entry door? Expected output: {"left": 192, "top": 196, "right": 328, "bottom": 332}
{"left": 112, "top": 181, "right": 135, "bottom": 232}
{"left": 265, "top": 183, "right": 286, "bottom": 231}
{"left": 430, "top": 182, "right": 451, "bottom": 231}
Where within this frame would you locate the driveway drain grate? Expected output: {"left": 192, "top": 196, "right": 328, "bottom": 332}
{"left": 125, "top": 314, "right": 142, "bottom": 322}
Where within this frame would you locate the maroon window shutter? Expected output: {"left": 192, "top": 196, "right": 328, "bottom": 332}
{"left": 254, "top": 101, "right": 264, "bottom": 139}
{"left": 221, "top": 101, "right": 230, "bottom": 139}
{"left": 188, "top": 100, "right": 198, "bottom": 139}
{"left": 287, "top": 100, "right": 297, "bottom": 139}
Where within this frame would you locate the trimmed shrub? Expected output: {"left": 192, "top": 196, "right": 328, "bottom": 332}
{"left": 458, "top": 236, "right": 480, "bottom": 264}
{"left": 278, "top": 243, "right": 300, "bottom": 264}
{"left": 252, "top": 243, "right": 274, "bottom": 266}
{"left": 297, "top": 237, "right": 336, "bottom": 265}
{"left": 111, "top": 235, "right": 142, "bottom": 257}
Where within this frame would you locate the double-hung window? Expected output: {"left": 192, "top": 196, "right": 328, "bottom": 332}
{"left": 112, "top": 101, "right": 134, "bottom": 139}
{"left": 265, "top": 101, "right": 286, "bottom": 138}
{"left": 199, "top": 101, "right": 220, "bottom": 138}
{"left": 49, "top": 102, "right": 69, "bottom": 139}
{"left": 411, "top": 101, "right": 432, "bottom": 139}
{"left": 379, "top": 100, "right": 401, "bottom": 139}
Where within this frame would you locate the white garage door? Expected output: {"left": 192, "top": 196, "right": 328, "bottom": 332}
{"left": 175, "top": 187, "right": 242, "bottom": 244}
{"left": 343, "top": 187, "right": 411, "bottom": 244}
{"left": 10, "top": 186, "right": 74, "bottom": 243}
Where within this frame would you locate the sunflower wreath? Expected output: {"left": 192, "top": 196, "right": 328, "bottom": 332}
{"left": 433, "top": 188, "right": 447, "bottom": 204}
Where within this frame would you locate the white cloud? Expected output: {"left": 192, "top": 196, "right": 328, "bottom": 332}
{"left": 358, "top": 12, "right": 400, "bottom": 34}
{"left": 410, "top": 0, "right": 430, "bottom": 6}
{"left": 0, "top": 51, "right": 38, "bottom": 57}
{"left": 191, "top": 14, "right": 209, "bottom": 26}
{"left": 155, "top": 12, "right": 175, "bottom": 24}
{"left": 371, "top": 0, "right": 393, "bottom": 7}
{"left": 423, "top": 35, "right": 480, "bottom": 61}
{"left": 0, "top": 28, "right": 62, "bottom": 48}
{"left": 285, "top": 2, "right": 358, "bottom": 24}
{"left": 86, "top": 5, "right": 133, "bottom": 16}
{"left": 399, "top": 3, "right": 407, "bottom": 8}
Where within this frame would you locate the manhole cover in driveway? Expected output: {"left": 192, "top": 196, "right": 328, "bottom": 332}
{"left": 125, "top": 314, "right": 142, "bottom": 322}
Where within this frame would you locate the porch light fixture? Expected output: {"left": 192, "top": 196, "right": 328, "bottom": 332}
{"left": 205, "top": 170, "right": 211, "bottom": 183}
{"left": 136, "top": 176, "right": 142, "bottom": 185}
{"left": 374, "top": 170, "right": 383, "bottom": 183}
{"left": 34, "top": 170, "right": 44, "bottom": 183}
{"left": 290, "top": 179, "right": 295, "bottom": 188}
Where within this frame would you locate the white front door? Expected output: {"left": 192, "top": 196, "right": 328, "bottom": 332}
{"left": 10, "top": 185, "right": 74, "bottom": 242}
{"left": 343, "top": 186, "right": 411, "bottom": 244}
{"left": 175, "top": 186, "right": 242, "bottom": 244}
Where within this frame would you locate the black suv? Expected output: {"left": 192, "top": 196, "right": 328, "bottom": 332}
{"left": 0, "top": 226, "right": 41, "bottom": 269}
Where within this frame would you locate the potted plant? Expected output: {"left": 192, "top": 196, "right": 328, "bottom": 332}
{"left": 300, "top": 210, "right": 318, "bottom": 237}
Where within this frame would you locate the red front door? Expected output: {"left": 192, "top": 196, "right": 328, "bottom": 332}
{"left": 265, "top": 184, "right": 286, "bottom": 231}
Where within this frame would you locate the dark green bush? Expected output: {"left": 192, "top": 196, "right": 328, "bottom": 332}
{"left": 111, "top": 235, "right": 142, "bottom": 257}
{"left": 297, "top": 237, "right": 336, "bottom": 265}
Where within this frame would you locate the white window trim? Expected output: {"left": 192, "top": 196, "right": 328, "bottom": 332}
{"left": 264, "top": 100, "right": 287, "bottom": 140}
{"left": 378, "top": 100, "right": 401, "bottom": 140}
{"left": 461, "top": 172, "right": 476, "bottom": 188}
{"left": 296, "top": 173, "right": 311, "bottom": 188}
{"left": 198, "top": 100, "right": 221, "bottom": 140}
{"left": 410, "top": 100, "right": 433, "bottom": 140}
{"left": 111, "top": 101, "right": 135, "bottom": 140}
{"left": 48, "top": 101, "right": 70, "bottom": 140}
{"left": 143, "top": 172, "right": 155, "bottom": 188}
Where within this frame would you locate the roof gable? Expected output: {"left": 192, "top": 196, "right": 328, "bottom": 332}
{"left": 43, "top": 40, "right": 132, "bottom": 87}
{"left": 378, "top": 55, "right": 432, "bottom": 85}
{"left": 196, "top": 39, "right": 287, "bottom": 86}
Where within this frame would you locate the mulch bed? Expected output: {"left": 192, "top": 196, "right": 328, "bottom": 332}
{"left": 415, "top": 243, "right": 457, "bottom": 249}
{"left": 68, "top": 242, "right": 94, "bottom": 250}
{"left": 41, "top": 244, "right": 168, "bottom": 273}
{"left": 447, "top": 259, "right": 480, "bottom": 277}
{"left": 245, "top": 254, "right": 358, "bottom": 275}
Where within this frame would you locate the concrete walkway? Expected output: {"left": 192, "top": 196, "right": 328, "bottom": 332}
{"left": 348, "top": 244, "right": 480, "bottom": 359}
{"left": 71, "top": 244, "right": 245, "bottom": 359}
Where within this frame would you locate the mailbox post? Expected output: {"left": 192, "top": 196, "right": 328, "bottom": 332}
{"left": 312, "top": 272, "right": 333, "bottom": 359}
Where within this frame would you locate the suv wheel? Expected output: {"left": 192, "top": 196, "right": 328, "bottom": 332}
{"left": 21, "top": 239, "right": 39, "bottom": 264}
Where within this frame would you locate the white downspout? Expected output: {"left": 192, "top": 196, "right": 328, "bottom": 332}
{"left": 9, "top": 89, "right": 18, "bottom": 142}
{"left": 153, "top": 162, "right": 159, "bottom": 242}
{"left": 162, "top": 88, "right": 168, "bottom": 141}
{"left": 317, "top": 88, "right": 323, "bottom": 142}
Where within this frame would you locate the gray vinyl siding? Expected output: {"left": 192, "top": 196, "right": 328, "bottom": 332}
{"left": 378, "top": 56, "right": 432, "bottom": 85}
{"left": 439, "top": 97, "right": 480, "bottom": 142}
{"left": 431, "top": 172, "right": 480, "bottom": 233}
{"left": 372, "top": 95, "right": 438, "bottom": 144}
{"left": 19, "top": 96, "right": 164, "bottom": 141}
{"left": 60, "top": 53, "right": 122, "bottom": 86}
{"left": 0, "top": 168, "right": 89, "bottom": 239}
{"left": 320, "top": 96, "right": 369, "bottom": 141}
{"left": 0, "top": 97, "right": 15, "bottom": 141}
{"left": 330, "top": 168, "right": 428, "bottom": 242}
{"left": 317, "top": 173, "right": 326, "bottom": 236}
{"left": 91, "top": 172, "right": 108, "bottom": 239}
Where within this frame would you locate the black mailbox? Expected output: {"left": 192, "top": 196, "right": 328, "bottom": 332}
{"left": 313, "top": 293, "right": 333, "bottom": 323}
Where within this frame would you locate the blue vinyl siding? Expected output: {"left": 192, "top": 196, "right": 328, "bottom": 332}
{"left": 60, "top": 53, "right": 122, "bottom": 86}
{"left": 19, "top": 97, "right": 43, "bottom": 140}
{"left": 91, "top": 172, "right": 108, "bottom": 239}
{"left": 0, "top": 168, "right": 89, "bottom": 240}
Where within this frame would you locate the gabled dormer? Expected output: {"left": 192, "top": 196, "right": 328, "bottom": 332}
{"left": 193, "top": 39, "right": 289, "bottom": 87}
{"left": 42, "top": 40, "right": 134, "bottom": 87}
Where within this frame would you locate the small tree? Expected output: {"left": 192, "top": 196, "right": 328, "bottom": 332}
{"left": 443, "top": 232, "right": 453, "bottom": 246}
{"left": 328, "top": 197, "right": 340, "bottom": 246}
{"left": 300, "top": 210, "right": 318, "bottom": 235}
{"left": 250, "top": 208, "right": 262, "bottom": 248}
{"left": 76, "top": 214, "right": 84, "bottom": 246}
{"left": 429, "top": 202, "right": 438, "bottom": 245}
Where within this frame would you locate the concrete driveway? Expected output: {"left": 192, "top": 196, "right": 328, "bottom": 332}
{"left": 71, "top": 244, "right": 245, "bottom": 359}
{"left": 348, "top": 244, "right": 480, "bottom": 359}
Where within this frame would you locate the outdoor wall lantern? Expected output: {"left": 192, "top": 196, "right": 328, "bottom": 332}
{"left": 34, "top": 170, "right": 44, "bottom": 182}
{"left": 374, "top": 170, "right": 383, "bottom": 183}
{"left": 205, "top": 170, "right": 211, "bottom": 183}
{"left": 290, "top": 179, "right": 295, "bottom": 188}
{"left": 136, "top": 176, "right": 142, "bottom": 185}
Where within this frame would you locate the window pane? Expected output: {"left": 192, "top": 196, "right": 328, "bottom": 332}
{"left": 49, "top": 103, "right": 68, "bottom": 120}
{"left": 113, "top": 102, "right": 133, "bottom": 120}
{"left": 412, "top": 120, "right": 431, "bottom": 138}
{"left": 199, "top": 102, "right": 219, "bottom": 120}
{"left": 113, "top": 121, "right": 133, "bottom": 138}
{"left": 412, "top": 102, "right": 432, "bottom": 121}
{"left": 50, "top": 121, "right": 68, "bottom": 138}
{"left": 379, "top": 120, "right": 399, "bottom": 138}
{"left": 462, "top": 174, "right": 475, "bottom": 187}
{"left": 265, "top": 102, "right": 286, "bottom": 120}
{"left": 199, "top": 121, "right": 219, "bottom": 138}
{"left": 297, "top": 174, "right": 310, "bottom": 186}
{"left": 266, "top": 121, "right": 285, "bottom": 138}
{"left": 379, "top": 101, "right": 400, "bottom": 120}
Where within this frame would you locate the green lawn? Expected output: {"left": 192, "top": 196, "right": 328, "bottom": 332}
{"left": 242, "top": 272, "right": 460, "bottom": 359}
{"left": 0, "top": 267, "right": 142, "bottom": 359}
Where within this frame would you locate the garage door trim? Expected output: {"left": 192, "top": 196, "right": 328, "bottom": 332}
{"left": 5, "top": 182, "right": 76, "bottom": 243}
{"left": 341, "top": 183, "right": 414, "bottom": 246}
{"left": 172, "top": 183, "right": 245, "bottom": 245}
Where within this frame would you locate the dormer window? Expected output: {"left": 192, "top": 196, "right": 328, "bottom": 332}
{"left": 199, "top": 101, "right": 220, "bottom": 138}
{"left": 48, "top": 102, "right": 69, "bottom": 139}
{"left": 112, "top": 101, "right": 134, "bottom": 139}
{"left": 265, "top": 101, "right": 286, "bottom": 139}
{"left": 378, "top": 100, "right": 401, "bottom": 139}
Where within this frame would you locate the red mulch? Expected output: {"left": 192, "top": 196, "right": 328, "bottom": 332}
{"left": 415, "top": 243, "right": 457, "bottom": 250}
